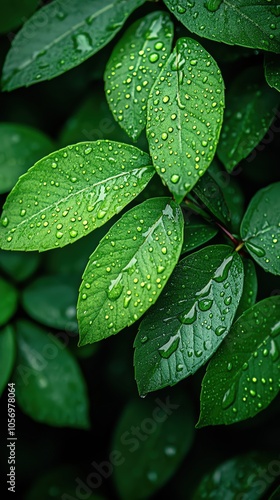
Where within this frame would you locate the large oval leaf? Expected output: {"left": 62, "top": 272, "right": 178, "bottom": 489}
{"left": 265, "top": 53, "right": 280, "bottom": 93}
{"left": 134, "top": 245, "right": 244, "bottom": 396}
{"left": 105, "top": 11, "right": 174, "bottom": 140}
{"left": 163, "top": 1, "right": 280, "bottom": 53}
{"left": 2, "top": 0, "right": 146, "bottom": 91}
{"left": 240, "top": 182, "right": 280, "bottom": 275}
{"left": 0, "top": 141, "right": 154, "bottom": 251}
{"left": 197, "top": 296, "right": 280, "bottom": 427}
{"left": 0, "top": 276, "right": 18, "bottom": 326}
{"left": 112, "top": 391, "right": 194, "bottom": 500}
{"left": 78, "top": 197, "right": 184, "bottom": 345}
{"left": 0, "top": 326, "right": 15, "bottom": 397}
{"left": 147, "top": 37, "right": 225, "bottom": 203}
{"left": 13, "top": 320, "right": 90, "bottom": 428}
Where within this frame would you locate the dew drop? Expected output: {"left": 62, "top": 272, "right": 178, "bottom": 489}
{"left": 69, "top": 230, "right": 78, "bottom": 238}
{"left": 222, "top": 383, "right": 236, "bottom": 409}
{"left": 1, "top": 217, "right": 9, "bottom": 227}
{"left": 246, "top": 242, "right": 265, "bottom": 258}
{"left": 73, "top": 33, "right": 93, "bottom": 52}
{"left": 198, "top": 299, "right": 213, "bottom": 311}
{"left": 180, "top": 305, "right": 197, "bottom": 324}
{"left": 107, "top": 282, "right": 123, "bottom": 300}
{"left": 171, "top": 174, "right": 180, "bottom": 184}
{"left": 149, "top": 53, "right": 159, "bottom": 63}
{"left": 215, "top": 326, "right": 226, "bottom": 336}
{"left": 159, "top": 334, "right": 180, "bottom": 358}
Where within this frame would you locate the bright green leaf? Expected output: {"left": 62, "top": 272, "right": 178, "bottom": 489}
{"left": 134, "top": 245, "right": 244, "bottom": 396}
{"left": 235, "top": 258, "right": 258, "bottom": 319}
{"left": 147, "top": 37, "right": 225, "bottom": 203}
{"left": 163, "top": 1, "right": 280, "bottom": 53}
{"left": 22, "top": 275, "right": 79, "bottom": 332}
{"left": 2, "top": 0, "right": 146, "bottom": 91}
{"left": 0, "top": 326, "right": 16, "bottom": 396}
{"left": 0, "top": 123, "right": 54, "bottom": 194}
{"left": 217, "top": 67, "right": 280, "bottom": 172}
{"left": 14, "top": 320, "right": 90, "bottom": 428}
{"left": 197, "top": 296, "right": 280, "bottom": 427}
{"left": 192, "top": 170, "right": 231, "bottom": 226}
{"left": 0, "top": 0, "right": 39, "bottom": 34}
{"left": 105, "top": 11, "right": 174, "bottom": 140}
{"left": 181, "top": 213, "right": 218, "bottom": 254}
{"left": 265, "top": 52, "right": 280, "bottom": 93}
{"left": 0, "top": 141, "right": 154, "bottom": 251}
{"left": 78, "top": 197, "right": 184, "bottom": 345}
{"left": 112, "top": 391, "right": 194, "bottom": 500}
{"left": 240, "top": 182, "right": 280, "bottom": 275}
{"left": 0, "top": 276, "right": 18, "bottom": 326}
{"left": 0, "top": 250, "right": 40, "bottom": 282}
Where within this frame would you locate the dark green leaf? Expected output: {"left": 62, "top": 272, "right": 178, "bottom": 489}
{"left": 22, "top": 275, "right": 79, "bottom": 332}
{"left": 192, "top": 170, "right": 231, "bottom": 226}
{"left": 78, "top": 197, "right": 184, "bottom": 345}
{"left": 0, "top": 326, "right": 15, "bottom": 396}
{"left": 269, "top": 485, "right": 280, "bottom": 500}
{"left": 14, "top": 320, "right": 90, "bottom": 428}
{"left": 235, "top": 258, "right": 258, "bottom": 319}
{"left": 112, "top": 391, "right": 194, "bottom": 500}
{"left": 181, "top": 213, "right": 218, "bottom": 254}
{"left": 105, "top": 11, "right": 174, "bottom": 140}
{"left": 2, "top": 0, "right": 146, "bottom": 91}
{"left": 240, "top": 182, "right": 280, "bottom": 275}
{"left": 217, "top": 67, "right": 280, "bottom": 172}
{"left": 0, "top": 123, "right": 54, "bottom": 194}
{"left": 0, "top": 141, "right": 154, "bottom": 251}
{"left": 134, "top": 245, "right": 244, "bottom": 396}
{"left": 163, "top": 1, "right": 280, "bottom": 53}
{"left": 0, "top": 276, "right": 18, "bottom": 326}
{"left": 265, "top": 52, "right": 280, "bottom": 93}
{"left": 0, "top": 0, "right": 39, "bottom": 34}
{"left": 0, "top": 250, "right": 40, "bottom": 282}
{"left": 192, "top": 452, "right": 275, "bottom": 500}
{"left": 147, "top": 37, "right": 225, "bottom": 203}
{"left": 197, "top": 296, "right": 280, "bottom": 427}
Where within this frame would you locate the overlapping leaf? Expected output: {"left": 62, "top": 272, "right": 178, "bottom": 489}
{"left": 147, "top": 37, "right": 224, "bottom": 203}
{"left": 78, "top": 197, "right": 184, "bottom": 345}
{"left": 192, "top": 170, "right": 231, "bottom": 226}
{"left": 181, "top": 213, "right": 217, "bottom": 255}
{"left": 0, "top": 141, "right": 154, "bottom": 251}
{"left": 235, "top": 258, "right": 257, "bottom": 318}
{"left": 265, "top": 53, "right": 280, "bottom": 93}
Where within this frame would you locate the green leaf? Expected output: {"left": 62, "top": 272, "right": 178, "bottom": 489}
{"left": 240, "top": 182, "right": 280, "bottom": 275}
{"left": 112, "top": 391, "right": 194, "bottom": 500}
{"left": 163, "top": 1, "right": 280, "bottom": 53}
{"left": 197, "top": 296, "right": 280, "bottom": 427}
{"left": 265, "top": 53, "right": 280, "bottom": 93}
{"left": 181, "top": 213, "right": 218, "bottom": 254}
{"left": 269, "top": 485, "right": 280, "bottom": 500}
{"left": 0, "top": 123, "right": 54, "bottom": 194}
{"left": 2, "top": 0, "right": 146, "bottom": 91}
{"left": 0, "top": 250, "right": 40, "bottom": 282}
{"left": 217, "top": 66, "right": 280, "bottom": 172}
{"left": 147, "top": 37, "right": 225, "bottom": 203}
{"left": 134, "top": 245, "right": 244, "bottom": 396}
{"left": 192, "top": 170, "right": 231, "bottom": 226}
{"left": 0, "top": 276, "right": 18, "bottom": 326}
{"left": 0, "top": 326, "right": 16, "bottom": 397}
{"left": 104, "top": 11, "right": 174, "bottom": 140}
{"left": 22, "top": 275, "right": 79, "bottom": 332}
{"left": 192, "top": 452, "right": 275, "bottom": 500}
{"left": 235, "top": 258, "right": 257, "bottom": 318}
{"left": 0, "top": 0, "right": 39, "bottom": 34}
{"left": 13, "top": 320, "right": 90, "bottom": 428}
{"left": 0, "top": 141, "right": 154, "bottom": 251}
{"left": 78, "top": 197, "right": 184, "bottom": 345}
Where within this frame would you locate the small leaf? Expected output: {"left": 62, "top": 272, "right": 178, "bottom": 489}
{"left": 197, "top": 296, "right": 280, "bottom": 427}
{"left": 0, "top": 0, "right": 39, "bottom": 34}
{"left": 240, "top": 182, "right": 280, "bottom": 275}
{"left": 0, "top": 141, "right": 154, "bottom": 251}
{"left": 112, "top": 391, "right": 194, "bottom": 500}
{"left": 0, "top": 326, "right": 15, "bottom": 397}
{"left": 147, "top": 37, "right": 225, "bottom": 203}
{"left": 163, "top": 1, "right": 280, "bottom": 53}
{"left": 13, "top": 320, "right": 90, "bottom": 428}
{"left": 0, "top": 250, "right": 41, "bottom": 282}
{"left": 217, "top": 67, "right": 280, "bottom": 172}
{"left": 0, "top": 276, "right": 18, "bottom": 326}
{"left": 105, "top": 11, "right": 174, "bottom": 140}
{"left": 235, "top": 258, "right": 258, "bottom": 319}
{"left": 192, "top": 169, "right": 231, "bottom": 226}
{"left": 0, "top": 123, "right": 54, "bottom": 194}
{"left": 265, "top": 53, "right": 280, "bottom": 93}
{"left": 134, "top": 245, "right": 244, "bottom": 396}
{"left": 2, "top": 0, "right": 146, "bottom": 91}
{"left": 22, "top": 275, "right": 79, "bottom": 332}
{"left": 181, "top": 213, "right": 218, "bottom": 254}
{"left": 192, "top": 452, "right": 275, "bottom": 500}
{"left": 78, "top": 197, "right": 184, "bottom": 345}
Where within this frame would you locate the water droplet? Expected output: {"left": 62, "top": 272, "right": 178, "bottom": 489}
{"left": 69, "top": 230, "right": 78, "bottom": 238}
{"left": 177, "top": 5, "right": 186, "bottom": 14}
{"left": 227, "top": 362, "right": 232, "bottom": 371}
{"left": 56, "top": 231, "right": 63, "bottom": 239}
{"left": 97, "top": 209, "right": 106, "bottom": 219}
{"left": 155, "top": 42, "right": 163, "bottom": 50}
{"left": 198, "top": 299, "right": 213, "bottom": 311}
{"left": 222, "top": 383, "right": 236, "bottom": 409}
{"left": 20, "top": 209, "right": 26, "bottom": 217}
{"left": 204, "top": 0, "right": 222, "bottom": 12}
{"left": 171, "top": 174, "right": 180, "bottom": 184}
{"left": 149, "top": 53, "right": 159, "bottom": 63}
{"left": 159, "top": 334, "right": 180, "bottom": 358}
{"left": 214, "top": 255, "right": 233, "bottom": 282}
{"left": 107, "top": 281, "right": 124, "bottom": 300}
{"left": 180, "top": 305, "right": 197, "bottom": 324}
{"left": 141, "top": 336, "right": 148, "bottom": 344}
{"left": 164, "top": 445, "right": 177, "bottom": 456}
{"left": 215, "top": 326, "right": 226, "bottom": 336}
{"left": 1, "top": 216, "right": 9, "bottom": 227}
{"left": 73, "top": 33, "right": 93, "bottom": 52}
{"left": 246, "top": 242, "right": 265, "bottom": 258}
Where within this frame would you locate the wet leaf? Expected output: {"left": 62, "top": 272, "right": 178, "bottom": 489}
{"left": 240, "top": 182, "right": 280, "bottom": 275}
{"left": 78, "top": 197, "right": 184, "bottom": 345}
{"left": 0, "top": 141, "right": 154, "bottom": 251}
{"left": 181, "top": 213, "right": 217, "bottom": 254}
{"left": 0, "top": 276, "right": 18, "bottom": 326}
{"left": 197, "top": 296, "right": 280, "bottom": 427}
{"left": 14, "top": 320, "right": 90, "bottom": 428}
{"left": 134, "top": 245, "right": 244, "bottom": 396}
{"left": 0, "top": 123, "right": 54, "bottom": 194}
{"left": 192, "top": 169, "right": 231, "bottom": 226}
{"left": 105, "top": 11, "right": 174, "bottom": 140}
{"left": 235, "top": 258, "right": 258, "bottom": 319}
{"left": 147, "top": 37, "right": 224, "bottom": 203}
{"left": 217, "top": 67, "right": 280, "bottom": 172}
{"left": 2, "top": 0, "right": 146, "bottom": 91}
{"left": 265, "top": 53, "right": 280, "bottom": 93}
{"left": 163, "top": 0, "right": 280, "bottom": 53}
{"left": 0, "top": 326, "right": 15, "bottom": 396}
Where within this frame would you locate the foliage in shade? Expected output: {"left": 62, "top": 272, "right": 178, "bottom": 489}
{"left": 0, "top": 326, "right": 15, "bottom": 397}
{"left": 0, "top": 0, "right": 39, "bottom": 34}
{"left": 192, "top": 169, "right": 231, "bottom": 226}
{"left": 265, "top": 53, "right": 280, "bottom": 93}
{"left": 181, "top": 213, "right": 217, "bottom": 255}
{"left": 0, "top": 276, "right": 18, "bottom": 326}
{"left": 235, "top": 258, "right": 257, "bottom": 319}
